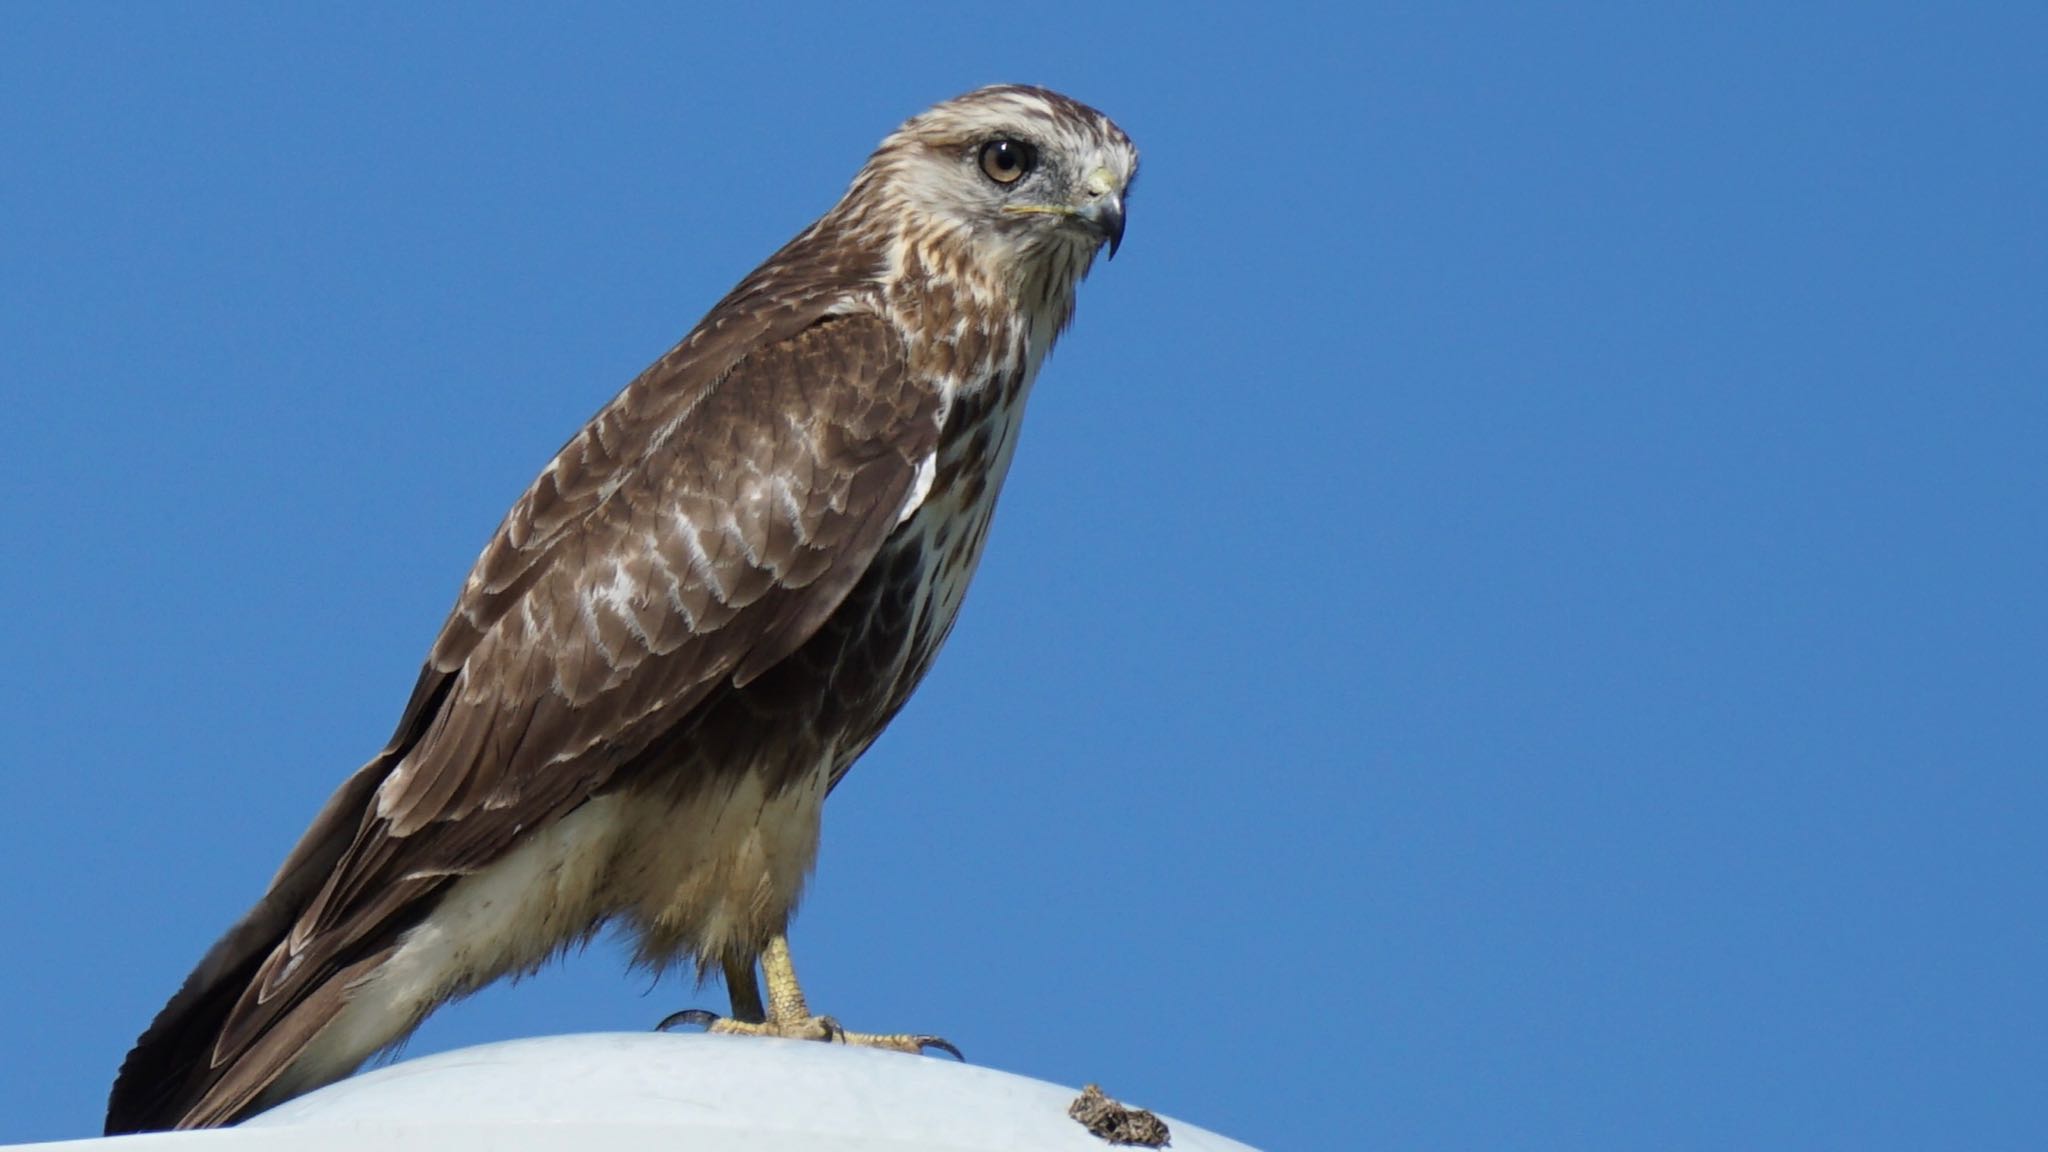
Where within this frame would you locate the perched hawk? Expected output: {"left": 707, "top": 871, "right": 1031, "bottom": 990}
{"left": 107, "top": 85, "right": 1136, "bottom": 1134}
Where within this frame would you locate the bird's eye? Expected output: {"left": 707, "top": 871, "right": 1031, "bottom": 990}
{"left": 978, "top": 138, "right": 1037, "bottom": 185}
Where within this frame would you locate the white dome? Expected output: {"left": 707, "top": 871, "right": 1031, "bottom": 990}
{"left": 200, "top": 1032, "right": 1262, "bottom": 1152}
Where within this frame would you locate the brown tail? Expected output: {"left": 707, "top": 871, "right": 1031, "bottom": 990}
{"left": 106, "top": 895, "right": 298, "bottom": 1132}
{"left": 106, "top": 758, "right": 396, "bottom": 1134}
{"left": 108, "top": 664, "right": 466, "bottom": 1132}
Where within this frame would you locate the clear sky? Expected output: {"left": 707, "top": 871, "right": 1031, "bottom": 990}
{"left": 2, "top": 4, "right": 2043, "bottom": 1148}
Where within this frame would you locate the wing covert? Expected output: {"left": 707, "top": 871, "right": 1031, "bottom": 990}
{"left": 202, "top": 310, "right": 940, "bottom": 1113}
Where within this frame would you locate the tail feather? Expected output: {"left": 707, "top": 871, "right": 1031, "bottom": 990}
{"left": 105, "top": 893, "right": 297, "bottom": 1133}
{"left": 106, "top": 757, "right": 394, "bottom": 1134}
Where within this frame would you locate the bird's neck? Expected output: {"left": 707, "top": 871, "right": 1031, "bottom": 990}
{"left": 880, "top": 230, "right": 1087, "bottom": 415}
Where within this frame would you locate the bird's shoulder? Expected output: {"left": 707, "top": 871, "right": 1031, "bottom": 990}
{"left": 355, "top": 285, "right": 944, "bottom": 825}
{"left": 417, "top": 266, "right": 919, "bottom": 692}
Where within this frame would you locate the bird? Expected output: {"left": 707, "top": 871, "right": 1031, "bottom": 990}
{"left": 105, "top": 84, "right": 1136, "bottom": 1134}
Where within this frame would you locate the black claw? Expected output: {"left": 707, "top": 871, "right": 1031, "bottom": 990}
{"left": 656, "top": 1008, "right": 723, "bottom": 1033}
{"left": 924, "top": 1038, "right": 965, "bottom": 1061}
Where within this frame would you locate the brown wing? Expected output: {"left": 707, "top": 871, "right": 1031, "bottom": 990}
{"left": 109, "top": 302, "right": 941, "bottom": 1131}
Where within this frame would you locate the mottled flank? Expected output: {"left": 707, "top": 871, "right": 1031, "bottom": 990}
{"left": 106, "top": 85, "right": 1137, "bottom": 1134}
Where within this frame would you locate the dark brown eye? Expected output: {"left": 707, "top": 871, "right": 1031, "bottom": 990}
{"left": 978, "top": 138, "right": 1036, "bottom": 185}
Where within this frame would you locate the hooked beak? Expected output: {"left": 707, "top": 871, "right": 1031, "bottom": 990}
{"left": 1003, "top": 166, "right": 1130, "bottom": 258}
{"left": 1077, "top": 166, "right": 1127, "bottom": 259}
{"left": 1079, "top": 190, "right": 1126, "bottom": 259}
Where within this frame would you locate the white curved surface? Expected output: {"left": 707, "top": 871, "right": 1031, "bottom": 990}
{"left": 27, "top": 1034, "right": 1258, "bottom": 1151}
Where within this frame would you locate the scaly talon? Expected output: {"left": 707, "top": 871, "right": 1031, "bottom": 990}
{"left": 655, "top": 934, "right": 961, "bottom": 1060}
{"left": 654, "top": 1008, "right": 722, "bottom": 1033}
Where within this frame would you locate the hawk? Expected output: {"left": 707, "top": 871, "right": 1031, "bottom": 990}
{"left": 106, "top": 84, "right": 1136, "bottom": 1134}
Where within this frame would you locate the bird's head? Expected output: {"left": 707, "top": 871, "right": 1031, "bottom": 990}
{"left": 847, "top": 85, "right": 1138, "bottom": 288}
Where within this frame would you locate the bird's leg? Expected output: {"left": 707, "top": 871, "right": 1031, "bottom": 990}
{"left": 722, "top": 955, "right": 767, "bottom": 1024}
{"left": 657, "top": 933, "right": 959, "bottom": 1059}
{"left": 756, "top": 934, "right": 819, "bottom": 1026}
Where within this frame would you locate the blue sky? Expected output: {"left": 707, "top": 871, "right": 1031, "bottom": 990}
{"left": 3, "top": 4, "right": 2043, "bottom": 1148}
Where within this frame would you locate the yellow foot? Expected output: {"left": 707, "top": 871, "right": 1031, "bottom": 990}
{"left": 655, "top": 933, "right": 962, "bottom": 1060}
{"left": 659, "top": 1007, "right": 960, "bottom": 1058}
